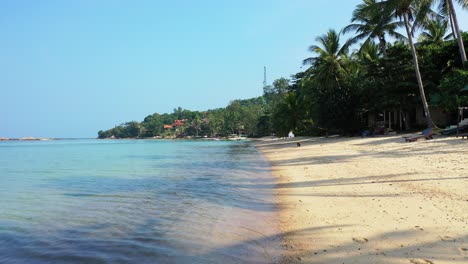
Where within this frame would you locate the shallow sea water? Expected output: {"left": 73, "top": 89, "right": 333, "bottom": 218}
{"left": 0, "top": 139, "right": 281, "bottom": 263}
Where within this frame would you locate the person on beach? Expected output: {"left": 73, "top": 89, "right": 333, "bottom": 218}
{"left": 288, "top": 130, "right": 294, "bottom": 138}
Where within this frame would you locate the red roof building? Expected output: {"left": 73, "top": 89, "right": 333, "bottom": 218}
{"left": 173, "top": 120, "right": 185, "bottom": 127}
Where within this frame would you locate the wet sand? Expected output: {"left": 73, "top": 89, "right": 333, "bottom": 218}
{"left": 255, "top": 136, "right": 468, "bottom": 264}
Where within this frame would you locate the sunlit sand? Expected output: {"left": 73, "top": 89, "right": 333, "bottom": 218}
{"left": 256, "top": 136, "right": 467, "bottom": 264}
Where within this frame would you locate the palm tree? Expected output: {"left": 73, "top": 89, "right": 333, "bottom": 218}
{"left": 273, "top": 92, "right": 300, "bottom": 134}
{"left": 383, "top": 0, "right": 434, "bottom": 128}
{"left": 345, "top": 41, "right": 381, "bottom": 80}
{"left": 436, "top": 0, "right": 467, "bottom": 64}
{"left": 191, "top": 117, "right": 201, "bottom": 137}
{"left": 344, "top": 0, "right": 405, "bottom": 57}
{"left": 303, "top": 29, "right": 349, "bottom": 90}
{"left": 448, "top": 0, "right": 467, "bottom": 64}
{"left": 356, "top": 41, "right": 381, "bottom": 64}
{"left": 419, "top": 16, "right": 452, "bottom": 44}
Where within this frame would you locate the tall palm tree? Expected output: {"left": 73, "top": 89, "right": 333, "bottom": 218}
{"left": 436, "top": 0, "right": 467, "bottom": 64}
{"left": 449, "top": 0, "right": 468, "bottom": 64}
{"left": 344, "top": 0, "right": 405, "bottom": 57}
{"left": 383, "top": 0, "right": 434, "bottom": 128}
{"left": 420, "top": 16, "right": 452, "bottom": 44}
{"left": 303, "top": 29, "right": 350, "bottom": 90}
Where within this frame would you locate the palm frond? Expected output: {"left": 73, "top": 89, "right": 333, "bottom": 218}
{"left": 438, "top": 0, "right": 449, "bottom": 16}
{"left": 455, "top": 0, "right": 468, "bottom": 8}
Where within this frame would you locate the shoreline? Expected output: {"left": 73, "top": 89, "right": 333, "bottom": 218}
{"left": 255, "top": 136, "right": 467, "bottom": 264}
{"left": 0, "top": 138, "right": 281, "bottom": 263}
{"left": 0, "top": 137, "right": 54, "bottom": 141}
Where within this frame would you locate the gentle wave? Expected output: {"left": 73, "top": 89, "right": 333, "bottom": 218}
{"left": 0, "top": 140, "right": 281, "bottom": 263}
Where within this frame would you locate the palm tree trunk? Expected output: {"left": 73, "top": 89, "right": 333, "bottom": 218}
{"left": 448, "top": 0, "right": 467, "bottom": 64}
{"left": 449, "top": 8, "right": 457, "bottom": 40}
{"left": 403, "top": 13, "right": 434, "bottom": 128}
{"left": 379, "top": 35, "right": 387, "bottom": 57}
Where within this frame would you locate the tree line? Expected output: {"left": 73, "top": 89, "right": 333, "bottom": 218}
{"left": 98, "top": 0, "right": 468, "bottom": 139}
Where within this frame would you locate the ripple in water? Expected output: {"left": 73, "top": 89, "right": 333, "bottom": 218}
{"left": 0, "top": 140, "right": 281, "bottom": 263}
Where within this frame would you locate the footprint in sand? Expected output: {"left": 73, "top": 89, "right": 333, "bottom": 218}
{"left": 352, "top": 237, "right": 368, "bottom": 243}
{"left": 410, "top": 259, "right": 434, "bottom": 264}
{"left": 440, "top": 236, "right": 455, "bottom": 242}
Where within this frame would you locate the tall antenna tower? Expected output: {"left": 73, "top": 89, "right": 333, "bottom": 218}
{"left": 263, "top": 66, "right": 267, "bottom": 88}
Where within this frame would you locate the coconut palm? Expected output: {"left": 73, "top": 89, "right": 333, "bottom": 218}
{"left": 344, "top": 0, "right": 405, "bottom": 57}
{"left": 383, "top": 0, "right": 434, "bottom": 128}
{"left": 356, "top": 40, "right": 381, "bottom": 64}
{"left": 420, "top": 16, "right": 452, "bottom": 44}
{"left": 346, "top": 41, "right": 380, "bottom": 80}
{"left": 303, "top": 29, "right": 350, "bottom": 90}
{"left": 435, "top": 0, "right": 467, "bottom": 64}
{"left": 449, "top": 0, "right": 467, "bottom": 64}
{"left": 273, "top": 92, "right": 300, "bottom": 134}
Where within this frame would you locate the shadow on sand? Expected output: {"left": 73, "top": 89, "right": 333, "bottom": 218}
{"left": 2, "top": 222, "right": 465, "bottom": 264}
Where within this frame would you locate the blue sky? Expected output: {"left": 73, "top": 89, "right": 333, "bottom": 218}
{"left": 1, "top": 0, "right": 468, "bottom": 138}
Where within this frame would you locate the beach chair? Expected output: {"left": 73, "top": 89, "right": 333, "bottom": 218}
{"left": 403, "top": 128, "right": 433, "bottom": 142}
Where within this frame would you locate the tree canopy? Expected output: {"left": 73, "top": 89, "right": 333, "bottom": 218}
{"left": 98, "top": 1, "right": 468, "bottom": 139}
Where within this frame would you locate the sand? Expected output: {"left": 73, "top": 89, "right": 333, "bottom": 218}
{"left": 255, "top": 135, "right": 468, "bottom": 264}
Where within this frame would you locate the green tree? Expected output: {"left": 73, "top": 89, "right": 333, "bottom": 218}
{"left": 263, "top": 78, "right": 290, "bottom": 108}
{"left": 191, "top": 116, "right": 202, "bottom": 137}
{"left": 344, "top": 0, "right": 404, "bottom": 57}
{"left": 384, "top": 0, "right": 435, "bottom": 128}
{"left": 124, "top": 121, "right": 141, "bottom": 138}
{"left": 303, "top": 29, "right": 350, "bottom": 90}
{"left": 224, "top": 101, "right": 242, "bottom": 135}
{"left": 173, "top": 106, "right": 183, "bottom": 120}
{"left": 272, "top": 92, "right": 300, "bottom": 135}
{"left": 437, "top": 69, "right": 468, "bottom": 111}
{"left": 360, "top": 42, "right": 421, "bottom": 130}
{"left": 442, "top": 0, "right": 467, "bottom": 64}
{"left": 303, "top": 29, "right": 364, "bottom": 134}
{"left": 420, "top": 16, "right": 452, "bottom": 44}
{"left": 205, "top": 109, "right": 224, "bottom": 136}
{"left": 356, "top": 41, "right": 381, "bottom": 64}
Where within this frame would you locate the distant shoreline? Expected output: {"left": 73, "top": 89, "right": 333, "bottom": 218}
{"left": 0, "top": 137, "right": 55, "bottom": 141}
{"left": 97, "top": 136, "right": 250, "bottom": 141}
{"left": 0, "top": 137, "right": 251, "bottom": 141}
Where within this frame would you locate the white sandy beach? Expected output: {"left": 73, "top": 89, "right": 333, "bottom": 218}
{"left": 256, "top": 135, "right": 467, "bottom": 264}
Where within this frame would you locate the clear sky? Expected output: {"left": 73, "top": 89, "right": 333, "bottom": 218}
{"left": 2, "top": 0, "right": 468, "bottom": 138}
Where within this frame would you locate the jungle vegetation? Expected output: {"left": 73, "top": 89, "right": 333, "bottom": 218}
{"left": 98, "top": 0, "right": 468, "bottom": 139}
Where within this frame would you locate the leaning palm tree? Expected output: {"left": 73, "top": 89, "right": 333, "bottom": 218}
{"left": 435, "top": 0, "right": 467, "bottom": 64}
{"left": 303, "top": 29, "right": 350, "bottom": 90}
{"left": 447, "top": 0, "right": 467, "bottom": 64}
{"left": 383, "top": 0, "right": 434, "bottom": 128}
{"left": 419, "top": 16, "right": 452, "bottom": 44}
{"left": 344, "top": 0, "right": 405, "bottom": 57}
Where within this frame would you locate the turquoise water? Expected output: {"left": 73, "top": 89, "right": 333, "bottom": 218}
{"left": 0, "top": 140, "right": 281, "bottom": 263}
